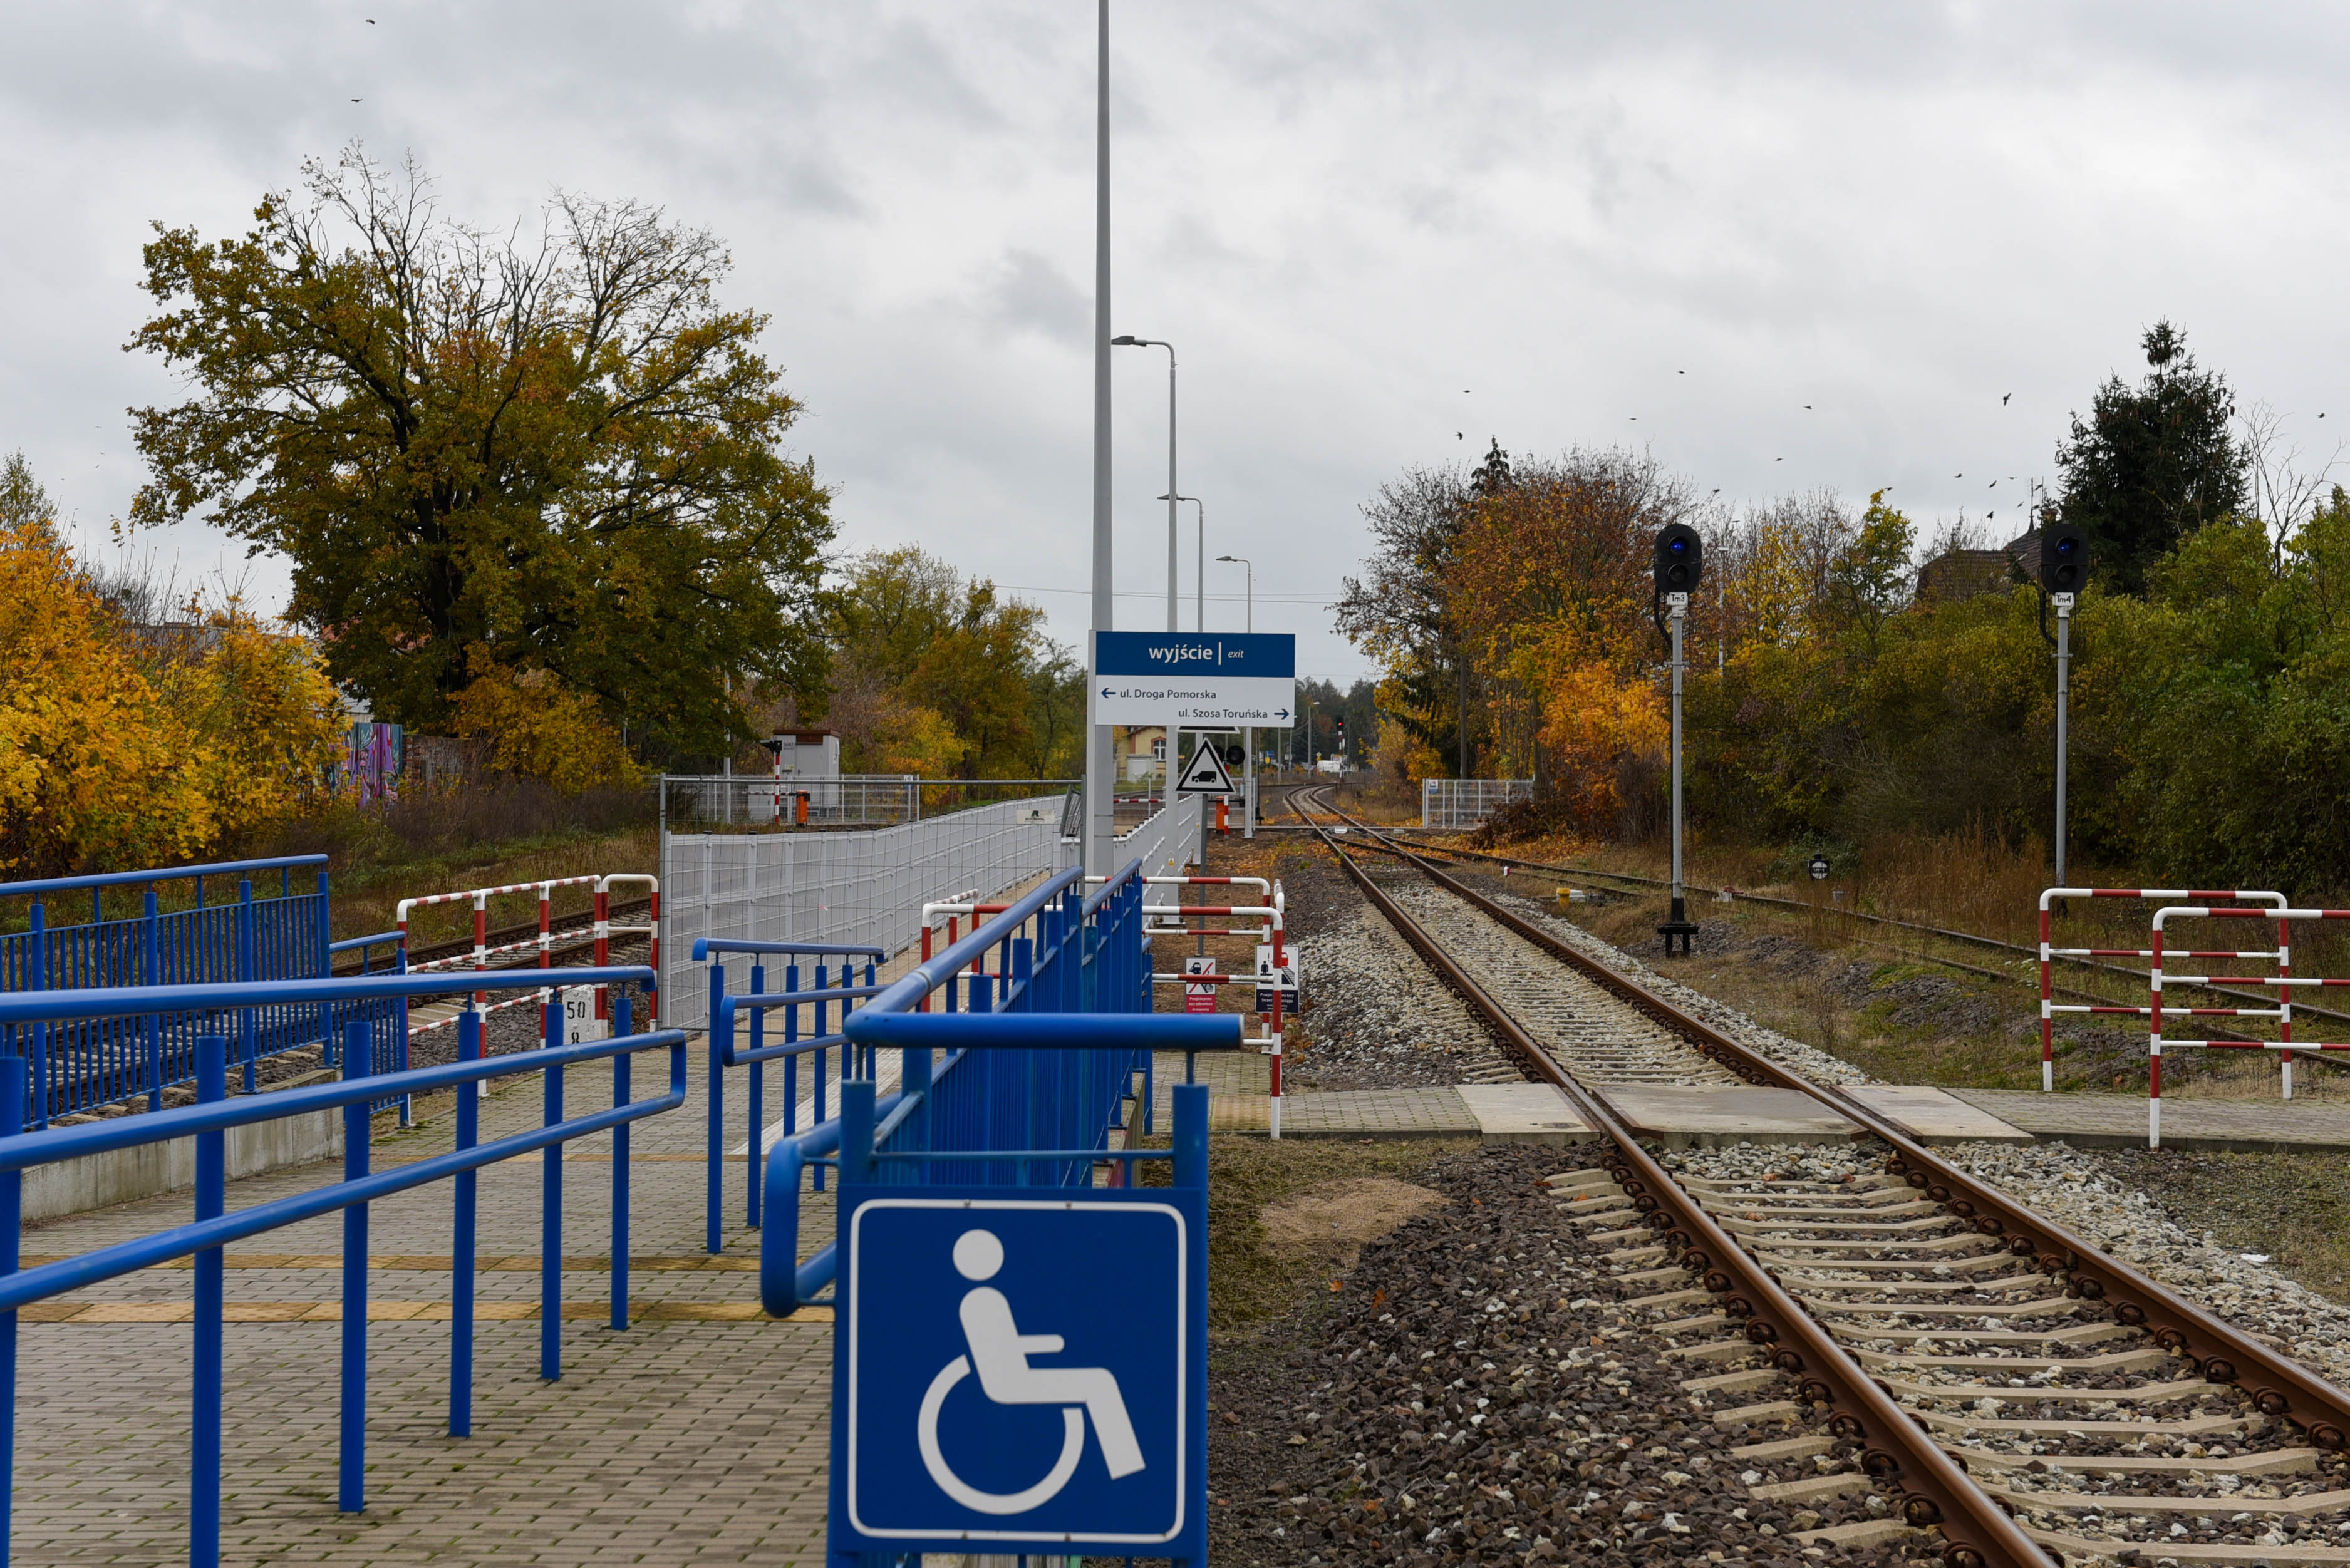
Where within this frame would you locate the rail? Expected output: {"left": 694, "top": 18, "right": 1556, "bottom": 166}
{"left": 1295, "top": 786, "right": 2350, "bottom": 1568}
{"left": 0, "top": 964, "right": 680, "bottom": 1568}
{"left": 1334, "top": 823, "right": 2350, "bottom": 1033}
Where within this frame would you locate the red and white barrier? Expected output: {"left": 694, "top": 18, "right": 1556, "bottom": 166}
{"left": 2146, "top": 904, "right": 2350, "bottom": 1146}
{"left": 1107, "top": 875, "right": 1290, "bottom": 1137}
{"left": 596, "top": 874, "right": 661, "bottom": 1023}
{"left": 2036, "top": 885, "right": 2287, "bottom": 1091}
{"left": 395, "top": 871, "right": 659, "bottom": 1031}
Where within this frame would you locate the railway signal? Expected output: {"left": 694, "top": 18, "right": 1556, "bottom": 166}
{"left": 1652, "top": 522, "right": 1704, "bottom": 595}
{"left": 2039, "top": 524, "right": 2091, "bottom": 883}
{"left": 2039, "top": 524, "right": 2089, "bottom": 594}
{"left": 1654, "top": 525, "right": 1702, "bottom": 956}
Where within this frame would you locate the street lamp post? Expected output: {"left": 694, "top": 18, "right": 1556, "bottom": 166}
{"left": 1215, "top": 554, "right": 1253, "bottom": 632}
{"left": 1113, "top": 335, "right": 1177, "bottom": 633}
{"left": 1217, "top": 554, "right": 1256, "bottom": 838}
{"left": 1159, "top": 493, "right": 1204, "bottom": 631}
{"left": 1085, "top": 0, "right": 1115, "bottom": 880}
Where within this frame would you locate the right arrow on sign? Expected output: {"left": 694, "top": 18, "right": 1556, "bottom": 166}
{"left": 1174, "top": 742, "right": 1236, "bottom": 795}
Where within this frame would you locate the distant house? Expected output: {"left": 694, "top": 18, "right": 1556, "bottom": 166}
{"left": 1121, "top": 725, "right": 1167, "bottom": 783}
{"left": 1914, "top": 529, "right": 2039, "bottom": 604}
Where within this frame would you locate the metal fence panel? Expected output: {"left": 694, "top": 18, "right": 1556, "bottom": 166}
{"left": 0, "top": 864, "right": 375, "bottom": 1125}
{"left": 665, "top": 794, "right": 1208, "bottom": 1028}
{"left": 1115, "top": 795, "right": 1201, "bottom": 908}
{"left": 1420, "top": 778, "right": 1535, "bottom": 828}
{"left": 661, "top": 776, "right": 1079, "bottom": 830}
{"left": 662, "top": 798, "right": 1080, "bottom": 1028}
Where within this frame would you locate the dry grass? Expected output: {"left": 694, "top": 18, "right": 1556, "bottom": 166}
{"left": 1550, "top": 875, "right": 2350, "bottom": 1101}
{"left": 1136, "top": 1132, "right": 1476, "bottom": 1337}
{"left": 328, "top": 827, "right": 659, "bottom": 946}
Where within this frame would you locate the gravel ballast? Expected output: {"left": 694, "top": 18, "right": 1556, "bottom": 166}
{"left": 1275, "top": 852, "right": 1518, "bottom": 1090}
{"left": 1206, "top": 1143, "right": 1938, "bottom": 1567}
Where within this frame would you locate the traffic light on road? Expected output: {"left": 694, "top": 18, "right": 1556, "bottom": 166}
{"left": 1653, "top": 524, "right": 1704, "bottom": 595}
{"left": 2039, "top": 525, "right": 2089, "bottom": 594}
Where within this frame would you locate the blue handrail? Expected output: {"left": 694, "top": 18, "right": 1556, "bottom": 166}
{"left": 0, "top": 854, "right": 328, "bottom": 900}
{"left": 750, "top": 858, "right": 1237, "bottom": 1314}
{"left": 689, "top": 937, "right": 886, "bottom": 962}
{"left": 701, "top": 867, "right": 1107, "bottom": 1251}
{"left": 328, "top": 929, "right": 403, "bottom": 955}
{"left": 0, "top": 966, "right": 652, "bottom": 1024}
{"left": 0, "top": 964, "right": 681, "bottom": 1568}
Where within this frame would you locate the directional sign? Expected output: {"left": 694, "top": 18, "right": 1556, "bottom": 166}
{"left": 1092, "top": 632, "right": 1295, "bottom": 727}
{"left": 830, "top": 1188, "right": 1207, "bottom": 1560}
{"left": 1174, "top": 743, "right": 1236, "bottom": 796}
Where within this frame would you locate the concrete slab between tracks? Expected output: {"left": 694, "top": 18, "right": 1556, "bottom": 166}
{"left": 1841, "top": 1085, "right": 2033, "bottom": 1146}
{"left": 1597, "top": 1085, "right": 1864, "bottom": 1148}
{"left": 1235, "top": 1083, "right": 1590, "bottom": 1142}
{"left": 1948, "top": 1088, "right": 2350, "bottom": 1153}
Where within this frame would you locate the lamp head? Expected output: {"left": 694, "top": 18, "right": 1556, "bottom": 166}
{"left": 1110, "top": 334, "right": 1143, "bottom": 346}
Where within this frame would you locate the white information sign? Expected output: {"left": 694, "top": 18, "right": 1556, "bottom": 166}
{"left": 1092, "top": 632, "right": 1295, "bottom": 728}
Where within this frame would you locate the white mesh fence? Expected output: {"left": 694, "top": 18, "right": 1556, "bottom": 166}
{"left": 660, "top": 793, "right": 1204, "bottom": 1027}
{"left": 1109, "top": 795, "right": 1201, "bottom": 909}
{"left": 1420, "top": 778, "right": 1535, "bottom": 828}
{"left": 661, "top": 797, "right": 1076, "bottom": 1028}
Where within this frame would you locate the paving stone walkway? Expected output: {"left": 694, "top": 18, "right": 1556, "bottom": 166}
{"left": 13, "top": 1037, "right": 836, "bottom": 1566}
{"left": 1952, "top": 1086, "right": 2350, "bottom": 1152}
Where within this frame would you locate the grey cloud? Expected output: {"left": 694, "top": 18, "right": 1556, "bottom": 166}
{"left": 7, "top": 0, "right": 2350, "bottom": 686}
{"left": 978, "top": 249, "right": 1090, "bottom": 347}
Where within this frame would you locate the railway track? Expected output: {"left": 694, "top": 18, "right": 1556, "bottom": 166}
{"left": 328, "top": 895, "right": 653, "bottom": 977}
{"left": 1288, "top": 785, "right": 2350, "bottom": 1568}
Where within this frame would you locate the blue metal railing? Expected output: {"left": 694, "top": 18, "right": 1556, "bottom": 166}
{"left": 0, "top": 855, "right": 368, "bottom": 1125}
{"left": 0, "top": 964, "right": 682, "bottom": 1568}
{"left": 750, "top": 860, "right": 1242, "bottom": 1316}
{"left": 692, "top": 937, "right": 886, "bottom": 1252}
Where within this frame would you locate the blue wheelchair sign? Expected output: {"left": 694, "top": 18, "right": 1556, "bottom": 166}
{"left": 829, "top": 1185, "right": 1207, "bottom": 1560}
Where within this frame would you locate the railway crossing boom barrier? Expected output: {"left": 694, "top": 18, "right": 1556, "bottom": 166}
{"left": 396, "top": 871, "right": 661, "bottom": 1030}
{"left": 2148, "top": 904, "right": 2350, "bottom": 1146}
{"left": 0, "top": 962, "right": 676, "bottom": 1568}
{"left": 2036, "top": 885, "right": 2287, "bottom": 1091}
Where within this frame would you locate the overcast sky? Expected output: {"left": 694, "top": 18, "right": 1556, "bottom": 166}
{"left": 4, "top": 2, "right": 2347, "bottom": 686}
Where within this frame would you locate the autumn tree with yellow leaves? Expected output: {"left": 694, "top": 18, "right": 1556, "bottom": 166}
{"left": 0, "top": 453, "right": 344, "bottom": 874}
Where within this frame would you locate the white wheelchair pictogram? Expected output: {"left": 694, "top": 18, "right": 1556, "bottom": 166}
{"left": 916, "top": 1228, "right": 1144, "bottom": 1515}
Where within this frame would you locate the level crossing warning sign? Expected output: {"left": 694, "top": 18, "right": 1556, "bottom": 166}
{"left": 830, "top": 1188, "right": 1208, "bottom": 1559}
{"left": 1173, "top": 742, "right": 1236, "bottom": 795}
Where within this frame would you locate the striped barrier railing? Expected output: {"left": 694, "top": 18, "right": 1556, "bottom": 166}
{"left": 2036, "top": 886, "right": 2287, "bottom": 1091}
{"left": 2147, "top": 905, "right": 2350, "bottom": 1146}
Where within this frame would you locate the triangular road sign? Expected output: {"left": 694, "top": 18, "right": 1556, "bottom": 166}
{"left": 1175, "top": 741, "right": 1236, "bottom": 795}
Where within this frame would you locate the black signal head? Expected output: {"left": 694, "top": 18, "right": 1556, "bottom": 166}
{"left": 1653, "top": 523, "right": 1705, "bottom": 595}
{"left": 2041, "top": 525, "right": 2089, "bottom": 594}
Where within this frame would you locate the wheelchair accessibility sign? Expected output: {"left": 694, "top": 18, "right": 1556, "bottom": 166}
{"left": 830, "top": 1188, "right": 1206, "bottom": 1557}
